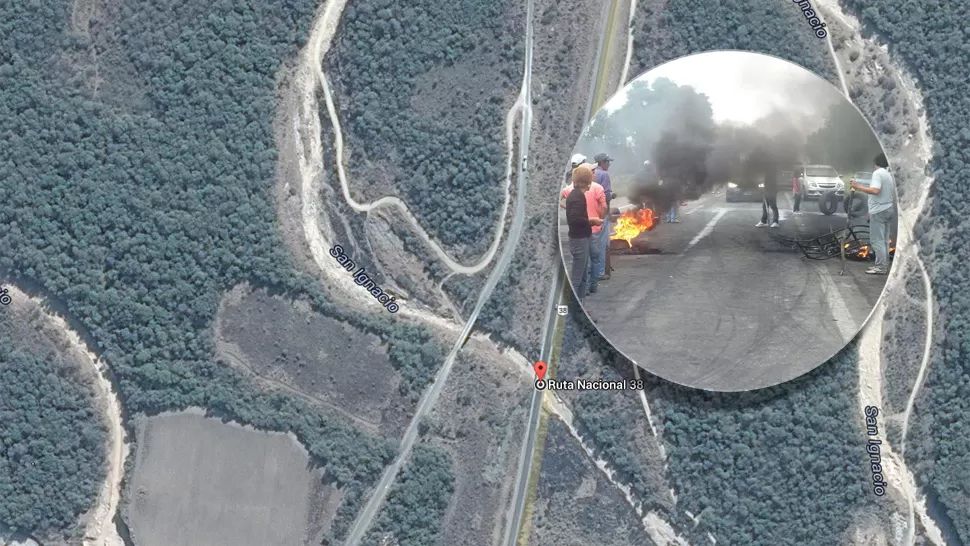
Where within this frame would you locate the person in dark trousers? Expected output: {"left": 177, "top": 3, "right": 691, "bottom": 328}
{"left": 756, "top": 168, "right": 780, "bottom": 227}
{"left": 592, "top": 152, "right": 615, "bottom": 282}
{"left": 792, "top": 167, "right": 804, "bottom": 214}
{"left": 565, "top": 165, "right": 602, "bottom": 302}
{"left": 851, "top": 152, "right": 896, "bottom": 274}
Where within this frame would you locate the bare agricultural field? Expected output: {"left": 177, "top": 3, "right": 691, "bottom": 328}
{"left": 125, "top": 410, "right": 336, "bottom": 546}
{"left": 214, "top": 285, "right": 410, "bottom": 436}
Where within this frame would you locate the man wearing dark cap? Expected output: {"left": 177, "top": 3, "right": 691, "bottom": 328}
{"left": 591, "top": 153, "right": 615, "bottom": 284}
{"left": 851, "top": 152, "right": 896, "bottom": 274}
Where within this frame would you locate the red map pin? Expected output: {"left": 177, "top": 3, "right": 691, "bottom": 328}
{"left": 533, "top": 361, "right": 547, "bottom": 381}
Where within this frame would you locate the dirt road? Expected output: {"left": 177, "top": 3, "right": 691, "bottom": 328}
{"left": 619, "top": 0, "right": 637, "bottom": 86}
{"left": 5, "top": 286, "right": 127, "bottom": 546}
{"left": 815, "top": 2, "right": 943, "bottom": 544}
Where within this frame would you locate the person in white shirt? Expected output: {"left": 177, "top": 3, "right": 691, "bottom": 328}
{"left": 851, "top": 153, "right": 895, "bottom": 275}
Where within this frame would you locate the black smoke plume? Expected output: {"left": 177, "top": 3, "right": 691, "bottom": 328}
{"left": 629, "top": 101, "right": 805, "bottom": 211}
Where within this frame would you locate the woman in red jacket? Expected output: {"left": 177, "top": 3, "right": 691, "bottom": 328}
{"left": 792, "top": 167, "right": 804, "bottom": 215}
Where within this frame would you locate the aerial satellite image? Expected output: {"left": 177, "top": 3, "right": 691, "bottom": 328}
{"left": 0, "top": 0, "right": 966, "bottom": 545}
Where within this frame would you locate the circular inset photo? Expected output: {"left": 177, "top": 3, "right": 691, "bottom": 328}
{"left": 558, "top": 50, "right": 898, "bottom": 391}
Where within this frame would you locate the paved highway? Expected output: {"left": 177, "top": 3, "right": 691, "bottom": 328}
{"left": 503, "top": 0, "right": 625, "bottom": 543}
{"left": 501, "top": 268, "right": 564, "bottom": 546}
{"left": 571, "top": 191, "right": 893, "bottom": 391}
{"left": 341, "top": 1, "right": 536, "bottom": 543}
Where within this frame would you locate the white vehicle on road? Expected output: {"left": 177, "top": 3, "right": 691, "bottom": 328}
{"left": 800, "top": 164, "right": 845, "bottom": 199}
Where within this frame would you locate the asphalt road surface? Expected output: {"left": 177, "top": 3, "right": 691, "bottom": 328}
{"left": 559, "top": 190, "right": 895, "bottom": 391}
{"left": 343, "top": 1, "right": 536, "bottom": 543}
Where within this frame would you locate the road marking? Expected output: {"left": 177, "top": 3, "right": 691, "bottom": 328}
{"left": 684, "top": 204, "right": 704, "bottom": 215}
{"left": 684, "top": 209, "right": 727, "bottom": 252}
{"left": 813, "top": 264, "right": 856, "bottom": 342}
{"left": 784, "top": 189, "right": 854, "bottom": 340}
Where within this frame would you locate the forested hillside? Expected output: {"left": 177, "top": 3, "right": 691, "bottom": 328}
{"left": 361, "top": 445, "right": 455, "bottom": 546}
{"left": 326, "top": 0, "right": 523, "bottom": 260}
{"left": 837, "top": 1, "right": 970, "bottom": 540}
{"left": 0, "top": 312, "right": 106, "bottom": 539}
{"left": 560, "top": 307, "right": 868, "bottom": 545}
{"left": 630, "top": 0, "right": 835, "bottom": 83}
{"left": 0, "top": 0, "right": 441, "bottom": 538}
{"left": 560, "top": 6, "right": 879, "bottom": 544}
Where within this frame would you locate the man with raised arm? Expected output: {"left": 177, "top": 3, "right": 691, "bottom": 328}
{"left": 851, "top": 152, "right": 896, "bottom": 275}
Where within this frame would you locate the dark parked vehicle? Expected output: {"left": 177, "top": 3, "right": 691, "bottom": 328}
{"left": 726, "top": 171, "right": 793, "bottom": 203}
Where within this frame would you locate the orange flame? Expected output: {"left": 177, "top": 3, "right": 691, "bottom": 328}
{"left": 611, "top": 209, "right": 655, "bottom": 247}
{"left": 844, "top": 238, "right": 894, "bottom": 259}
{"left": 844, "top": 242, "right": 870, "bottom": 258}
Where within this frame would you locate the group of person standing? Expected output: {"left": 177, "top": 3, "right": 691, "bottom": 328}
{"left": 756, "top": 153, "right": 896, "bottom": 275}
{"left": 561, "top": 152, "right": 615, "bottom": 302}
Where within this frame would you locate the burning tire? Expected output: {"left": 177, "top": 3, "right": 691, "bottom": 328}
{"left": 819, "top": 191, "right": 840, "bottom": 215}
{"left": 610, "top": 208, "right": 656, "bottom": 247}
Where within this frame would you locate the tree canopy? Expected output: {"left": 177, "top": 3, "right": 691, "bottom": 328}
{"left": 361, "top": 445, "right": 455, "bottom": 546}
{"left": 0, "top": 315, "right": 106, "bottom": 539}
{"left": 0, "top": 0, "right": 448, "bottom": 539}
{"left": 839, "top": 1, "right": 970, "bottom": 541}
{"left": 327, "top": 0, "right": 521, "bottom": 259}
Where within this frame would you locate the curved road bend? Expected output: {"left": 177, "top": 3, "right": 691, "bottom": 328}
{"left": 341, "top": 0, "right": 536, "bottom": 543}
{"left": 5, "top": 286, "right": 128, "bottom": 546}
{"left": 814, "top": 4, "right": 941, "bottom": 542}
{"left": 310, "top": 11, "right": 513, "bottom": 275}
{"left": 503, "top": 0, "right": 625, "bottom": 542}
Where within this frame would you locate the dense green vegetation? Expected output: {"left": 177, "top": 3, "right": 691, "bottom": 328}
{"left": 327, "top": 0, "right": 521, "bottom": 259}
{"left": 569, "top": 7, "right": 887, "bottom": 544}
{"left": 0, "top": 0, "right": 442, "bottom": 538}
{"left": 563, "top": 308, "right": 870, "bottom": 543}
{"left": 838, "top": 1, "right": 970, "bottom": 541}
{"left": 806, "top": 100, "right": 884, "bottom": 173}
{"left": 647, "top": 349, "right": 868, "bottom": 545}
{"left": 0, "top": 313, "right": 105, "bottom": 538}
{"left": 362, "top": 445, "right": 455, "bottom": 546}
{"left": 630, "top": 0, "right": 836, "bottom": 84}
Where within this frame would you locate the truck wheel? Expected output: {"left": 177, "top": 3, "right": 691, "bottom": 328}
{"left": 819, "top": 192, "right": 840, "bottom": 215}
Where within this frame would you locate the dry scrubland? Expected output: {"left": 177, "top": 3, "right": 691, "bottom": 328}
{"left": 529, "top": 420, "right": 649, "bottom": 546}
{"left": 820, "top": 5, "right": 927, "bottom": 210}
{"left": 549, "top": 313, "right": 671, "bottom": 508}
{"left": 214, "top": 286, "right": 410, "bottom": 437}
{"left": 420, "top": 351, "right": 531, "bottom": 545}
{"left": 528, "top": 311, "right": 672, "bottom": 543}
{"left": 125, "top": 411, "right": 331, "bottom": 546}
{"left": 880, "top": 261, "right": 928, "bottom": 417}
